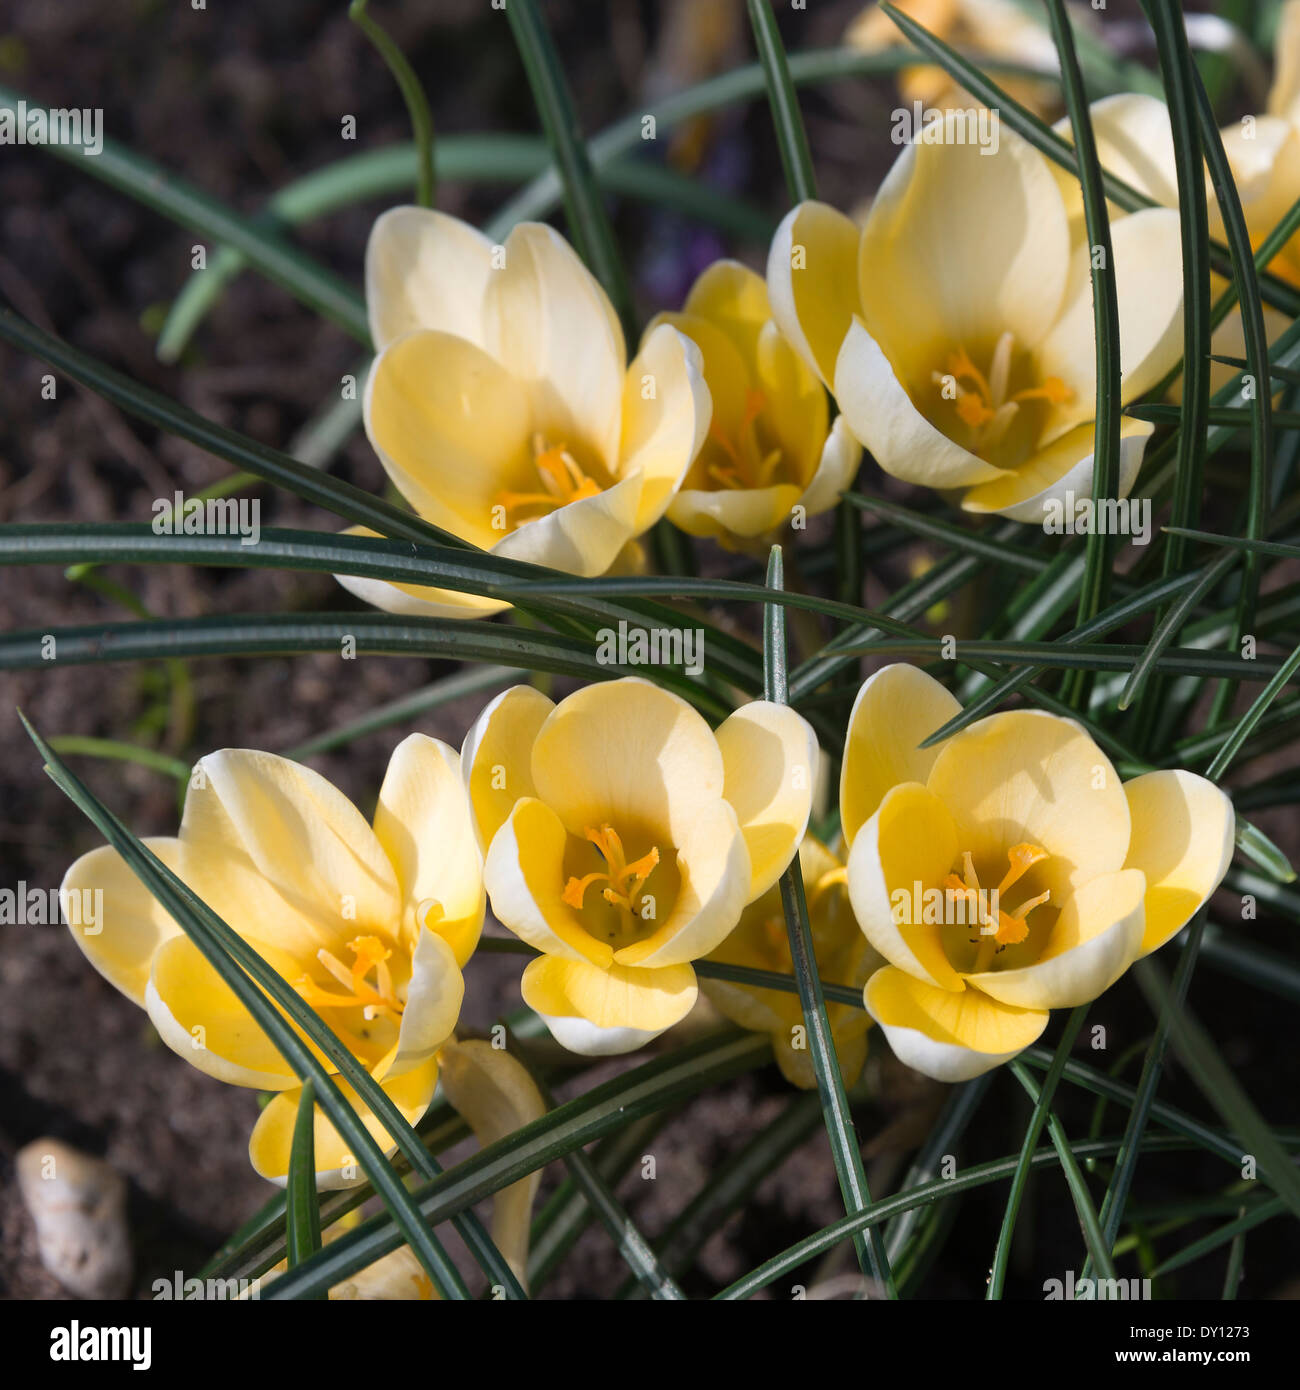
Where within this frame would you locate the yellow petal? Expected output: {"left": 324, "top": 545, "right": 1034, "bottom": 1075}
{"left": 365, "top": 329, "right": 533, "bottom": 549}
{"left": 864, "top": 964, "right": 1048, "bottom": 1082}
{"left": 620, "top": 323, "right": 710, "bottom": 534}
{"left": 373, "top": 734, "right": 484, "bottom": 966}
{"left": 1123, "top": 770, "right": 1235, "bottom": 957}
{"left": 438, "top": 1039, "right": 547, "bottom": 1291}
{"left": 612, "top": 799, "right": 751, "bottom": 967}
{"left": 959, "top": 416, "right": 1153, "bottom": 522}
{"left": 491, "top": 469, "right": 644, "bottom": 578}
{"left": 1268, "top": 0, "right": 1300, "bottom": 122}
{"left": 668, "top": 481, "right": 802, "bottom": 542}
{"left": 1052, "top": 94, "right": 1179, "bottom": 232}
{"left": 180, "top": 749, "right": 402, "bottom": 964}
{"left": 332, "top": 525, "right": 511, "bottom": 620}
{"left": 248, "top": 1055, "right": 441, "bottom": 1189}
{"left": 461, "top": 685, "right": 554, "bottom": 852}
{"left": 530, "top": 677, "right": 725, "bottom": 846}
{"left": 377, "top": 926, "right": 463, "bottom": 1081}
{"left": 61, "top": 838, "right": 183, "bottom": 1005}
{"left": 833, "top": 317, "right": 1008, "bottom": 488}
{"left": 365, "top": 206, "right": 494, "bottom": 352}
{"left": 483, "top": 797, "right": 614, "bottom": 968}
{"left": 755, "top": 319, "right": 832, "bottom": 484}
{"left": 859, "top": 119, "right": 1071, "bottom": 370}
{"left": 1036, "top": 208, "right": 1184, "bottom": 436}
{"left": 520, "top": 954, "right": 697, "bottom": 1038}
{"left": 840, "top": 663, "right": 961, "bottom": 845}
{"left": 798, "top": 415, "right": 862, "bottom": 517}
{"left": 926, "top": 709, "right": 1130, "bottom": 900}
{"left": 683, "top": 258, "right": 772, "bottom": 366}
{"left": 715, "top": 701, "right": 817, "bottom": 900}
{"left": 145, "top": 934, "right": 304, "bottom": 1090}
{"left": 845, "top": 781, "right": 965, "bottom": 990}
{"left": 765, "top": 200, "right": 862, "bottom": 384}
{"left": 968, "top": 868, "right": 1146, "bottom": 1010}
{"left": 482, "top": 222, "right": 626, "bottom": 465}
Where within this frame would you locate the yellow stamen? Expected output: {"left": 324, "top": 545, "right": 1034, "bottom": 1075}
{"left": 496, "top": 436, "right": 603, "bottom": 526}
{"left": 293, "top": 935, "right": 404, "bottom": 1018}
{"left": 706, "top": 388, "right": 771, "bottom": 490}
{"left": 562, "top": 823, "right": 661, "bottom": 913}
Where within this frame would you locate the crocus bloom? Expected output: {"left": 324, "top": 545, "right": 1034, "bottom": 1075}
{"left": 463, "top": 677, "right": 816, "bottom": 1055}
{"left": 846, "top": 0, "right": 1060, "bottom": 116}
{"left": 326, "top": 1039, "right": 546, "bottom": 1299}
{"left": 766, "top": 105, "right": 1185, "bottom": 520}
{"left": 841, "top": 665, "right": 1234, "bottom": 1081}
{"left": 336, "top": 208, "right": 709, "bottom": 618}
{"left": 647, "top": 261, "right": 860, "bottom": 546}
{"left": 702, "top": 835, "right": 879, "bottom": 1088}
{"left": 60, "top": 738, "right": 483, "bottom": 1186}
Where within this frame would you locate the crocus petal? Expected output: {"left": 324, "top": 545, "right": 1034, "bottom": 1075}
{"left": 859, "top": 119, "right": 1071, "bottom": 368}
{"left": 60, "top": 839, "right": 182, "bottom": 1005}
{"left": 364, "top": 329, "right": 533, "bottom": 550}
{"left": 365, "top": 206, "right": 494, "bottom": 352}
{"left": 144, "top": 934, "right": 304, "bottom": 1090}
{"left": 613, "top": 799, "right": 751, "bottom": 967}
{"left": 372, "top": 735, "right": 484, "bottom": 965}
{"left": 248, "top": 1055, "right": 441, "bottom": 1189}
{"left": 766, "top": 200, "right": 863, "bottom": 385}
{"left": 926, "top": 709, "right": 1131, "bottom": 900}
{"left": 845, "top": 781, "right": 965, "bottom": 990}
{"left": 376, "top": 926, "right": 463, "bottom": 1081}
{"left": 715, "top": 701, "right": 817, "bottom": 900}
{"left": 840, "top": 663, "right": 962, "bottom": 845}
{"left": 484, "top": 798, "right": 614, "bottom": 968}
{"left": 683, "top": 258, "right": 772, "bottom": 366}
{"left": 1122, "top": 770, "right": 1235, "bottom": 957}
{"left": 798, "top": 415, "right": 862, "bottom": 517}
{"left": 333, "top": 568, "right": 511, "bottom": 620}
{"left": 530, "top": 677, "right": 725, "bottom": 846}
{"left": 668, "top": 481, "right": 802, "bottom": 541}
{"left": 461, "top": 685, "right": 554, "bottom": 852}
{"left": 520, "top": 954, "right": 697, "bottom": 1038}
{"left": 490, "top": 470, "right": 644, "bottom": 579}
{"left": 180, "top": 749, "right": 402, "bottom": 962}
{"left": 438, "top": 1039, "right": 547, "bottom": 1290}
{"left": 483, "top": 222, "right": 626, "bottom": 466}
{"left": 833, "top": 317, "right": 1008, "bottom": 488}
{"left": 864, "top": 964, "right": 1048, "bottom": 1082}
{"left": 1268, "top": 0, "right": 1300, "bottom": 123}
{"left": 620, "top": 323, "right": 710, "bottom": 533}
{"left": 968, "top": 868, "right": 1146, "bottom": 1009}
{"left": 959, "top": 417, "right": 1153, "bottom": 522}
{"left": 1052, "top": 94, "right": 1179, "bottom": 229}
{"left": 1036, "top": 208, "right": 1184, "bottom": 436}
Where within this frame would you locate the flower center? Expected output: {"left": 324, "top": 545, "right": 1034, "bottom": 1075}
{"left": 703, "top": 388, "right": 784, "bottom": 491}
{"left": 294, "top": 932, "right": 411, "bottom": 1023}
{"left": 496, "top": 433, "right": 604, "bottom": 527}
{"left": 931, "top": 333, "right": 1072, "bottom": 464}
{"left": 562, "top": 824, "right": 660, "bottom": 915}
{"left": 943, "top": 842, "right": 1051, "bottom": 973}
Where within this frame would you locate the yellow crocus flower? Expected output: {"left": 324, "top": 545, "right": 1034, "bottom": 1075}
{"left": 336, "top": 208, "right": 710, "bottom": 617}
{"left": 846, "top": 0, "right": 1060, "bottom": 116}
{"left": 462, "top": 677, "right": 816, "bottom": 1055}
{"left": 60, "top": 737, "right": 483, "bottom": 1186}
{"left": 840, "top": 665, "right": 1235, "bottom": 1081}
{"left": 765, "top": 104, "right": 1185, "bottom": 520}
{"left": 647, "top": 261, "right": 860, "bottom": 547}
{"left": 702, "top": 835, "right": 880, "bottom": 1088}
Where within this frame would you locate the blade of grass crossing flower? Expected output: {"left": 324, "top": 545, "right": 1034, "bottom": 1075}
{"left": 1009, "top": 1059, "right": 1116, "bottom": 1281}
{"left": 765, "top": 546, "right": 895, "bottom": 1296}
{"left": 1206, "top": 640, "right": 1300, "bottom": 779}
{"left": 987, "top": 1005, "right": 1089, "bottom": 1298}
{"left": 286, "top": 1082, "right": 324, "bottom": 1282}
{"left": 349, "top": 0, "right": 436, "bottom": 207}
{"left": 21, "top": 715, "right": 471, "bottom": 1300}
{"left": 504, "top": 1027, "right": 685, "bottom": 1300}
{"left": 1044, "top": 0, "right": 1120, "bottom": 712}
{"left": 505, "top": 0, "right": 636, "bottom": 340}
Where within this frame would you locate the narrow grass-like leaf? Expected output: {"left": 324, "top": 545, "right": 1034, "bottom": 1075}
{"left": 47, "top": 736, "right": 189, "bottom": 781}
{"left": 746, "top": 0, "right": 817, "bottom": 201}
{"left": 286, "top": 1081, "right": 323, "bottom": 1280}
{"left": 349, "top": 0, "right": 436, "bottom": 207}
{"left": 841, "top": 493, "right": 1047, "bottom": 574}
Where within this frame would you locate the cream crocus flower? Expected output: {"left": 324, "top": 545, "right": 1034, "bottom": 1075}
{"left": 647, "top": 261, "right": 860, "bottom": 546}
{"left": 841, "top": 665, "right": 1235, "bottom": 1082}
{"left": 846, "top": 0, "right": 1060, "bottom": 116}
{"left": 702, "top": 835, "right": 879, "bottom": 1088}
{"left": 60, "top": 737, "right": 484, "bottom": 1187}
{"left": 336, "top": 208, "right": 710, "bottom": 618}
{"left": 765, "top": 106, "right": 1185, "bottom": 520}
{"left": 325, "top": 1040, "right": 546, "bottom": 1299}
{"left": 462, "top": 677, "right": 816, "bottom": 1056}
